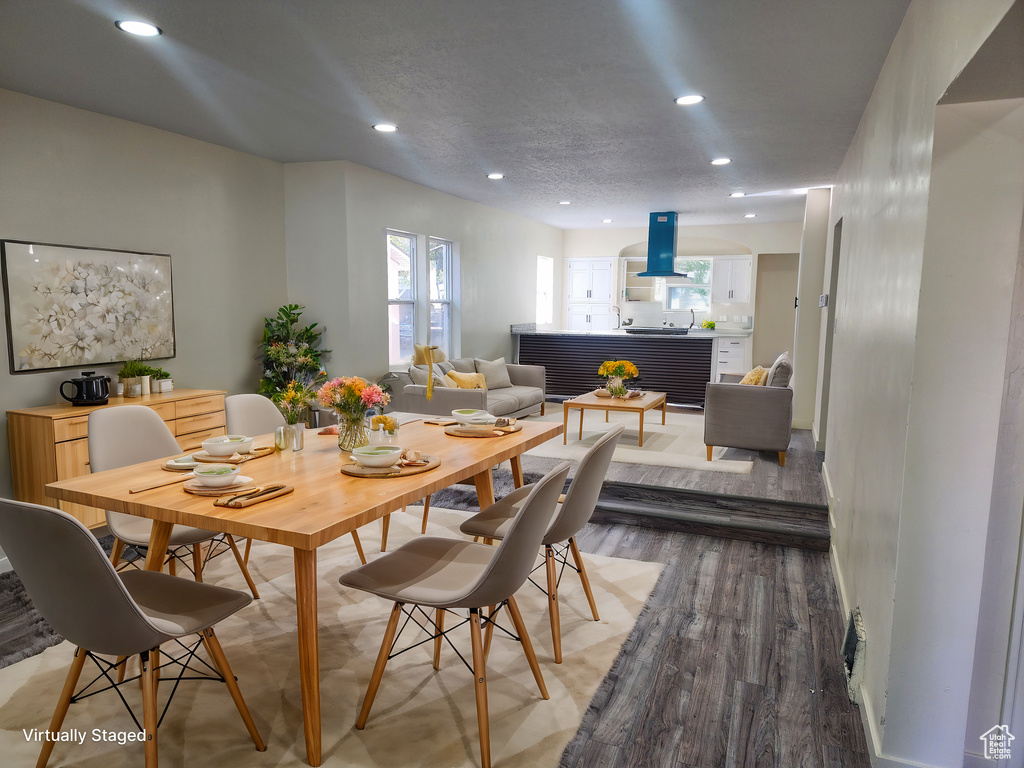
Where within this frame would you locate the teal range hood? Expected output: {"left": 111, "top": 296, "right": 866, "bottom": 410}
{"left": 638, "top": 211, "right": 685, "bottom": 277}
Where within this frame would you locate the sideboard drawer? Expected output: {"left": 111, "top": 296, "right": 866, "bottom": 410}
{"left": 147, "top": 401, "right": 176, "bottom": 422}
{"left": 53, "top": 415, "right": 91, "bottom": 443}
{"left": 176, "top": 395, "right": 225, "bottom": 419}
{"left": 176, "top": 426, "right": 227, "bottom": 452}
{"left": 175, "top": 410, "right": 226, "bottom": 436}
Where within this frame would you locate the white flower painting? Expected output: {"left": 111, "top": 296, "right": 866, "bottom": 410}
{"left": 2, "top": 241, "right": 175, "bottom": 372}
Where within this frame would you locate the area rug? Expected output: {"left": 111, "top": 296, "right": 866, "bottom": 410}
{"left": 0, "top": 508, "right": 662, "bottom": 767}
{"left": 525, "top": 408, "right": 753, "bottom": 474}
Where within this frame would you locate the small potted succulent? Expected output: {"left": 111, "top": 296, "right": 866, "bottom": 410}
{"left": 150, "top": 367, "right": 173, "bottom": 393}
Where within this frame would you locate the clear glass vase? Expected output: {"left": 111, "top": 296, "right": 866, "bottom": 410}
{"left": 337, "top": 412, "right": 369, "bottom": 451}
{"left": 607, "top": 376, "right": 628, "bottom": 398}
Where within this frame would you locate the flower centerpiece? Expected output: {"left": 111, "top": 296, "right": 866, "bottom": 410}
{"left": 273, "top": 380, "right": 316, "bottom": 425}
{"left": 598, "top": 360, "right": 639, "bottom": 398}
{"left": 317, "top": 376, "right": 390, "bottom": 450}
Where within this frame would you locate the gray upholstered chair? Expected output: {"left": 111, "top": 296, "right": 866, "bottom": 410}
{"left": 88, "top": 406, "right": 260, "bottom": 599}
{"left": 703, "top": 379, "right": 793, "bottom": 466}
{"left": 459, "top": 424, "right": 623, "bottom": 663}
{"left": 224, "top": 392, "right": 288, "bottom": 437}
{"left": 225, "top": 393, "right": 371, "bottom": 564}
{"left": 340, "top": 461, "right": 571, "bottom": 768}
{"left": 0, "top": 498, "right": 265, "bottom": 768}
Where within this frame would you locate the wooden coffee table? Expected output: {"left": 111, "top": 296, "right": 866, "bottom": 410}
{"left": 563, "top": 390, "right": 668, "bottom": 447}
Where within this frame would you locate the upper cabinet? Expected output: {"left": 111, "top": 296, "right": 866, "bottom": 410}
{"left": 620, "top": 256, "right": 656, "bottom": 302}
{"left": 568, "top": 258, "right": 614, "bottom": 303}
{"left": 711, "top": 257, "right": 752, "bottom": 304}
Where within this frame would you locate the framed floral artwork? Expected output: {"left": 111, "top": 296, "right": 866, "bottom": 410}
{"left": 1, "top": 240, "right": 176, "bottom": 373}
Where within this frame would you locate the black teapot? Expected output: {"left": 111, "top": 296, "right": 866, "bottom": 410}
{"left": 60, "top": 371, "right": 111, "bottom": 406}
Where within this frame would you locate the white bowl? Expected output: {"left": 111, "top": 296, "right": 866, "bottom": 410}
{"left": 192, "top": 464, "right": 241, "bottom": 487}
{"left": 451, "top": 409, "right": 496, "bottom": 425}
{"left": 351, "top": 445, "right": 404, "bottom": 467}
{"left": 202, "top": 435, "right": 254, "bottom": 456}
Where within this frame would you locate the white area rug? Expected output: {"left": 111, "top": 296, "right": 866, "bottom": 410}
{"left": 0, "top": 509, "right": 663, "bottom": 767}
{"left": 526, "top": 408, "right": 753, "bottom": 474}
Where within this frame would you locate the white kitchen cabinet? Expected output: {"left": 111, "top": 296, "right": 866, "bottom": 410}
{"left": 713, "top": 335, "right": 752, "bottom": 381}
{"left": 568, "top": 258, "right": 614, "bottom": 303}
{"left": 712, "top": 257, "right": 752, "bottom": 304}
{"left": 567, "top": 304, "right": 616, "bottom": 332}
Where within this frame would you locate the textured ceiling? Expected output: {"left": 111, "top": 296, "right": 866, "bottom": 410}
{"left": 0, "top": 0, "right": 910, "bottom": 229}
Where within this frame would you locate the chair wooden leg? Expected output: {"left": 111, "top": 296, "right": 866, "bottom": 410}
{"left": 115, "top": 655, "right": 129, "bottom": 683}
{"left": 706, "top": 445, "right": 713, "bottom": 461}
{"left": 540, "top": 402, "right": 545, "bottom": 416}
{"left": 351, "top": 530, "right": 367, "bottom": 565}
{"left": 778, "top": 451, "right": 786, "bottom": 467}
{"left": 545, "top": 545, "right": 562, "bottom": 663}
{"left": 225, "top": 535, "right": 260, "bottom": 599}
{"left": 483, "top": 604, "right": 498, "bottom": 662}
{"left": 243, "top": 537, "right": 252, "bottom": 566}
{"left": 168, "top": 554, "right": 176, "bottom": 576}
{"left": 569, "top": 537, "right": 600, "bottom": 621}
{"left": 432, "top": 608, "right": 445, "bottom": 670}
{"left": 469, "top": 608, "right": 491, "bottom": 768}
{"left": 192, "top": 544, "right": 204, "bottom": 583}
{"left": 110, "top": 538, "right": 126, "bottom": 569}
{"left": 201, "top": 628, "right": 266, "bottom": 751}
{"left": 141, "top": 649, "right": 159, "bottom": 768}
{"left": 356, "top": 602, "right": 404, "bottom": 729}
{"left": 36, "top": 647, "right": 88, "bottom": 768}
{"left": 506, "top": 595, "right": 549, "bottom": 700}
{"left": 380, "top": 514, "right": 391, "bottom": 552}
{"left": 420, "top": 495, "right": 431, "bottom": 534}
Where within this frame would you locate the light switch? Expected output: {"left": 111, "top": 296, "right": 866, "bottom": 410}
{"left": 819, "top": 294, "right": 829, "bottom": 308}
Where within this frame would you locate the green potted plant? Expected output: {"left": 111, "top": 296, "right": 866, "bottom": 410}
{"left": 258, "top": 304, "right": 329, "bottom": 400}
{"left": 118, "top": 359, "right": 146, "bottom": 398}
{"left": 150, "top": 366, "right": 173, "bottom": 393}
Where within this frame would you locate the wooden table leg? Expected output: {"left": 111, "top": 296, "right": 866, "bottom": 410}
{"left": 638, "top": 410, "right": 645, "bottom": 448}
{"left": 294, "top": 548, "right": 322, "bottom": 767}
{"left": 662, "top": 400, "right": 667, "bottom": 425}
{"left": 579, "top": 409, "right": 584, "bottom": 441}
{"left": 144, "top": 521, "right": 173, "bottom": 572}
{"left": 562, "top": 403, "right": 569, "bottom": 445}
{"left": 473, "top": 468, "right": 496, "bottom": 510}
{"left": 510, "top": 456, "right": 525, "bottom": 489}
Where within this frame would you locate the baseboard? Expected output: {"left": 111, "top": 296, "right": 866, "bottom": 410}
{"left": 830, "top": 543, "right": 851, "bottom": 619}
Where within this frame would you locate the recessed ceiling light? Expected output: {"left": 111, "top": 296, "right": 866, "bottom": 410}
{"left": 744, "top": 213, "right": 757, "bottom": 218}
{"left": 373, "top": 123, "right": 398, "bottom": 133}
{"left": 114, "top": 20, "right": 162, "bottom": 36}
{"left": 559, "top": 201, "right": 571, "bottom": 205}
{"left": 730, "top": 192, "right": 745, "bottom": 198}
{"left": 486, "top": 173, "right": 504, "bottom": 180}
{"left": 675, "top": 94, "right": 704, "bottom": 106}
{"left": 602, "top": 219, "right": 613, "bottom": 224}
{"left": 710, "top": 158, "right": 731, "bottom": 166}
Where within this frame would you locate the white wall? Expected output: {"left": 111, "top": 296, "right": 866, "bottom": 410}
{"left": 792, "top": 189, "right": 830, "bottom": 429}
{"left": 285, "top": 161, "right": 564, "bottom": 378}
{"left": 0, "top": 88, "right": 287, "bottom": 504}
{"left": 822, "top": 3, "right": 1019, "bottom": 766}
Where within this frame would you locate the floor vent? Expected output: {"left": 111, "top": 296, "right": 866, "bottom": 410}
{"left": 842, "top": 607, "right": 866, "bottom": 704}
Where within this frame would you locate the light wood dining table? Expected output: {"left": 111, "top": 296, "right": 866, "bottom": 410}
{"left": 46, "top": 418, "right": 562, "bottom": 766}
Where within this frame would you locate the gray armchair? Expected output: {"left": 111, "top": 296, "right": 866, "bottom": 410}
{"left": 704, "top": 379, "right": 793, "bottom": 466}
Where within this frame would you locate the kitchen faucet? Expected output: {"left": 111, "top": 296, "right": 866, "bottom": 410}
{"left": 689, "top": 308, "right": 696, "bottom": 329}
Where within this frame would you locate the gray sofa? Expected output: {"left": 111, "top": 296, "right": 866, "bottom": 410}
{"left": 704, "top": 353, "right": 794, "bottom": 466}
{"left": 385, "top": 358, "right": 546, "bottom": 418}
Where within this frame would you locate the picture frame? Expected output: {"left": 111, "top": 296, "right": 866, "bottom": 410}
{"left": 1, "top": 239, "right": 176, "bottom": 374}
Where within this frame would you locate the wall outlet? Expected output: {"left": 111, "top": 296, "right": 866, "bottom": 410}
{"left": 819, "top": 294, "right": 829, "bottom": 308}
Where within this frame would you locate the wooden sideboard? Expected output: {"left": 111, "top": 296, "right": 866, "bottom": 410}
{"left": 8, "top": 389, "right": 226, "bottom": 528}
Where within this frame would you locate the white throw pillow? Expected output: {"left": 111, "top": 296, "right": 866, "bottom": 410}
{"left": 766, "top": 352, "right": 792, "bottom": 388}
{"left": 474, "top": 357, "right": 513, "bottom": 389}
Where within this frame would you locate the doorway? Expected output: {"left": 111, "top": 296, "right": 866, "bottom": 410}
{"left": 752, "top": 253, "right": 799, "bottom": 366}
{"left": 816, "top": 218, "right": 842, "bottom": 451}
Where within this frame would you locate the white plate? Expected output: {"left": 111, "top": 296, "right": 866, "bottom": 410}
{"left": 165, "top": 455, "right": 200, "bottom": 469}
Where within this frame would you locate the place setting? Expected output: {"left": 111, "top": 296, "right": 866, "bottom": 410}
{"left": 443, "top": 408, "right": 522, "bottom": 438}
{"left": 340, "top": 445, "right": 440, "bottom": 478}
{"left": 161, "top": 434, "right": 275, "bottom": 471}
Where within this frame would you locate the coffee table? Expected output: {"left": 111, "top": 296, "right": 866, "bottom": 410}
{"left": 563, "top": 390, "right": 667, "bottom": 447}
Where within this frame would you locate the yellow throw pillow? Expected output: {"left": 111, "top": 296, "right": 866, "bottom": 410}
{"left": 739, "top": 366, "right": 767, "bottom": 386}
{"left": 446, "top": 370, "right": 487, "bottom": 389}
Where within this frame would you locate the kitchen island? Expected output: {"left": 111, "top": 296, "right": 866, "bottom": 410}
{"left": 513, "top": 327, "right": 729, "bottom": 408}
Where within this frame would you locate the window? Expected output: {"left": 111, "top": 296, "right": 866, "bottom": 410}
{"left": 536, "top": 256, "right": 554, "bottom": 325}
{"left": 387, "top": 230, "right": 457, "bottom": 366}
{"left": 664, "top": 258, "right": 712, "bottom": 311}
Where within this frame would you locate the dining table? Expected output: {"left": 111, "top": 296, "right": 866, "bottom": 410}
{"left": 45, "top": 417, "right": 563, "bottom": 767}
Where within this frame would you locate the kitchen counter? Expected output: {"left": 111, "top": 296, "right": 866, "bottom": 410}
{"left": 512, "top": 326, "right": 752, "bottom": 338}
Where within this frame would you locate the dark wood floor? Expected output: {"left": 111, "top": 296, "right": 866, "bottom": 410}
{"left": 560, "top": 523, "right": 869, "bottom": 768}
